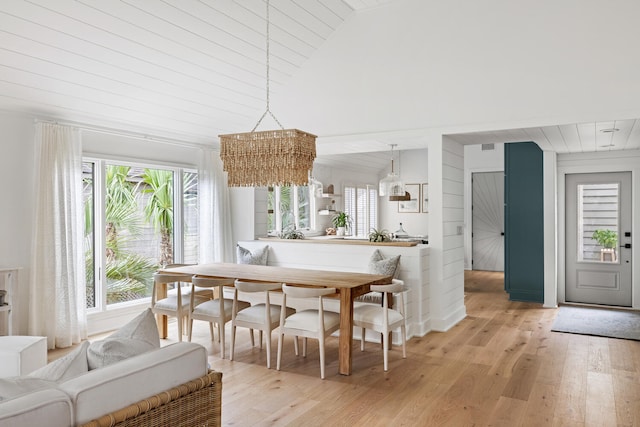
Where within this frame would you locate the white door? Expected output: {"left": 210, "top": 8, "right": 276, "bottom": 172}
{"left": 472, "top": 172, "right": 504, "bottom": 271}
{"left": 565, "top": 172, "right": 632, "bottom": 306}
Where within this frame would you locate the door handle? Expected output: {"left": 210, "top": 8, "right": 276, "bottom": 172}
{"left": 620, "top": 243, "right": 632, "bottom": 249}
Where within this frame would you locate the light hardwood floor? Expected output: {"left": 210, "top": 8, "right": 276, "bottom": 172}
{"left": 51, "top": 270, "right": 640, "bottom": 426}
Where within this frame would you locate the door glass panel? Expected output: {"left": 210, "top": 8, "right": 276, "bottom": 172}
{"left": 105, "top": 164, "right": 173, "bottom": 305}
{"left": 577, "top": 182, "right": 619, "bottom": 263}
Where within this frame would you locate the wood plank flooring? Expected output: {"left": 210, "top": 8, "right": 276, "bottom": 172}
{"left": 50, "top": 270, "right": 640, "bottom": 426}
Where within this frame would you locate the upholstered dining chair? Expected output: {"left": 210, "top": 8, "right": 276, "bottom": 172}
{"left": 164, "top": 264, "right": 213, "bottom": 335}
{"left": 187, "top": 276, "right": 250, "bottom": 359}
{"left": 230, "top": 280, "right": 292, "bottom": 369}
{"left": 151, "top": 272, "right": 207, "bottom": 342}
{"left": 352, "top": 278, "right": 407, "bottom": 371}
{"left": 276, "top": 284, "right": 340, "bottom": 379}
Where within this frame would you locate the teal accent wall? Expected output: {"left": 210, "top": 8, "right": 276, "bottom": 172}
{"left": 504, "top": 142, "right": 544, "bottom": 303}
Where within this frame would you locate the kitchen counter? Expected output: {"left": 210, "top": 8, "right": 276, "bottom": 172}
{"left": 258, "top": 236, "right": 423, "bottom": 247}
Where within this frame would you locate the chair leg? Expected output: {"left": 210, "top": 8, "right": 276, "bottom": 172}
{"left": 319, "top": 335, "right": 326, "bottom": 379}
{"left": 360, "top": 327, "right": 366, "bottom": 351}
{"left": 259, "top": 330, "right": 263, "bottom": 349}
{"left": 265, "top": 330, "right": 272, "bottom": 369}
{"left": 230, "top": 325, "right": 236, "bottom": 361}
{"left": 382, "top": 327, "right": 389, "bottom": 372}
{"left": 401, "top": 324, "right": 407, "bottom": 359}
{"left": 276, "top": 332, "right": 283, "bottom": 371}
{"left": 187, "top": 319, "right": 194, "bottom": 342}
{"left": 209, "top": 322, "right": 215, "bottom": 341}
{"left": 177, "top": 317, "right": 183, "bottom": 342}
{"left": 302, "top": 338, "right": 307, "bottom": 357}
{"left": 249, "top": 329, "right": 255, "bottom": 347}
{"left": 220, "top": 321, "right": 226, "bottom": 359}
{"left": 293, "top": 336, "right": 299, "bottom": 356}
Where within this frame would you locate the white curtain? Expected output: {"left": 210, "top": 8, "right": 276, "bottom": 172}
{"left": 199, "top": 148, "right": 233, "bottom": 263}
{"left": 29, "top": 123, "right": 87, "bottom": 349}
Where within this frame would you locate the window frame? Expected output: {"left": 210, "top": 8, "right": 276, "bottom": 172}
{"left": 268, "top": 185, "right": 317, "bottom": 234}
{"left": 343, "top": 183, "right": 378, "bottom": 238}
{"left": 83, "top": 156, "right": 198, "bottom": 317}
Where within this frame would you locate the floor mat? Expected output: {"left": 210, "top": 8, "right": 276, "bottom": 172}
{"left": 551, "top": 305, "right": 640, "bottom": 341}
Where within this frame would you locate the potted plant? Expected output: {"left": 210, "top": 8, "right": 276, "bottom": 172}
{"left": 592, "top": 229, "right": 618, "bottom": 261}
{"left": 592, "top": 229, "right": 617, "bottom": 249}
{"left": 368, "top": 228, "right": 391, "bottom": 242}
{"left": 331, "top": 212, "right": 351, "bottom": 236}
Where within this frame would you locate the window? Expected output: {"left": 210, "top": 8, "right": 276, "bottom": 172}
{"left": 267, "top": 185, "right": 316, "bottom": 233}
{"left": 577, "top": 182, "right": 619, "bottom": 263}
{"left": 344, "top": 184, "right": 378, "bottom": 237}
{"left": 83, "top": 159, "right": 198, "bottom": 311}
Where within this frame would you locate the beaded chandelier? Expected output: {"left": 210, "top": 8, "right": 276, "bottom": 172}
{"left": 219, "top": 0, "right": 316, "bottom": 187}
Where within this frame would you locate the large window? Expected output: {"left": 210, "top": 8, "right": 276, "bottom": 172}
{"left": 344, "top": 184, "right": 378, "bottom": 237}
{"left": 267, "top": 185, "right": 316, "bottom": 234}
{"left": 83, "top": 159, "right": 198, "bottom": 311}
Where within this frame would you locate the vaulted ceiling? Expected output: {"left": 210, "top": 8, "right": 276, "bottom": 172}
{"left": 1, "top": 0, "right": 639, "bottom": 162}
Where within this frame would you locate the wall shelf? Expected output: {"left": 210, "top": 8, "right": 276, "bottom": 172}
{"left": 318, "top": 209, "right": 337, "bottom": 215}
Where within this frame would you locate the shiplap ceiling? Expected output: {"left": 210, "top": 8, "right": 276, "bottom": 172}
{"left": 0, "top": 0, "right": 638, "bottom": 169}
{"left": 0, "top": 0, "right": 359, "bottom": 143}
{"left": 446, "top": 120, "right": 640, "bottom": 153}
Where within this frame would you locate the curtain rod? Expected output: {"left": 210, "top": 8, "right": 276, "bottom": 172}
{"left": 33, "top": 118, "right": 215, "bottom": 151}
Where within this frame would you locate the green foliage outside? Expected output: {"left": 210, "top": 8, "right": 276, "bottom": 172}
{"left": 592, "top": 229, "right": 617, "bottom": 249}
{"left": 85, "top": 165, "right": 190, "bottom": 306}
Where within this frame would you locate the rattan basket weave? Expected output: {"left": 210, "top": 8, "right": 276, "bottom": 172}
{"left": 80, "top": 370, "right": 222, "bottom": 427}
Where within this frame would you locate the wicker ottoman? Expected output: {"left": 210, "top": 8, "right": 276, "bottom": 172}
{"left": 0, "top": 335, "right": 47, "bottom": 377}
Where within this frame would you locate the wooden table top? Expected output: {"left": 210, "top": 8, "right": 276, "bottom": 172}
{"left": 160, "top": 262, "right": 392, "bottom": 289}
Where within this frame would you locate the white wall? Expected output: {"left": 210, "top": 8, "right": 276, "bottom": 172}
{"left": 438, "top": 137, "right": 466, "bottom": 330}
{"left": 463, "top": 143, "right": 505, "bottom": 269}
{"left": 0, "top": 112, "right": 36, "bottom": 334}
{"left": 378, "top": 149, "right": 429, "bottom": 237}
{"left": 281, "top": 0, "right": 640, "bottom": 141}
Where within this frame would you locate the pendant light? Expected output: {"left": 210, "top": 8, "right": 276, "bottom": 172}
{"left": 379, "top": 144, "right": 409, "bottom": 200}
{"left": 219, "top": 0, "right": 316, "bottom": 187}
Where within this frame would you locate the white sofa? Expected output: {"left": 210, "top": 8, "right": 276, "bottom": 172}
{"left": 0, "top": 341, "right": 217, "bottom": 427}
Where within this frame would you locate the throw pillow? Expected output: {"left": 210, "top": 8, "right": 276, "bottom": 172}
{"left": 367, "top": 249, "right": 401, "bottom": 278}
{"left": 0, "top": 377, "right": 57, "bottom": 402}
{"left": 236, "top": 244, "right": 269, "bottom": 265}
{"left": 87, "top": 308, "right": 160, "bottom": 370}
{"left": 29, "top": 341, "right": 89, "bottom": 383}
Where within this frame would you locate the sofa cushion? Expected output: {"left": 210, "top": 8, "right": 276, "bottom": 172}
{"left": 0, "top": 388, "right": 73, "bottom": 427}
{"left": 88, "top": 308, "right": 160, "bottom": 370}
{"left": 29, "top": 340, "right": 89, "bottom": 383}
{"left": 61, "top": 342, "right": 208, "bottom": 425}
{"left": 236, "top": 244, "right": 269, "bottom": 265}
{"left": 367, "top": 249, "right": 400, "bottom": 277}
{"left": 0, "top": 376, "right": 57, "bottom": 402}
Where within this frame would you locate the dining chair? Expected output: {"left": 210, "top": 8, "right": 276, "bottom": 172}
{"left": 187, "top": 276, "right": 250, "bottom": 359}
{"left": 276, "top": 284, "right": 340, "bottom": 379}
{"left": 165, "top": 264, "right": 214, "bottom": 334}
{"left": 352, "top": 279, "right": 407, "bottom": 371}
{"left": 151, "top": 272, "right": 207, "bottom": 342}
{"left": 230, "top": 280, "right": 293, "bottom": 369}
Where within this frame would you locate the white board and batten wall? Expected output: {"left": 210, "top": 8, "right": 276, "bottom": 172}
{"left": 237, "top": 240, "right": 432, "bottom": 341}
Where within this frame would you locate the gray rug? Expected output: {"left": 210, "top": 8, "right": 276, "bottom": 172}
{"left": 551, "top": 306, "right": 640, "bottom": 341}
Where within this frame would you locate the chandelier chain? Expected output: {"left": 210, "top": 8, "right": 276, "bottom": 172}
{"left": 252, "top": 0, "right": 284, "bottom": 132}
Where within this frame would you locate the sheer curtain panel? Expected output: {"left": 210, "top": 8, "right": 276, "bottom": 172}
{"left": 199, "top": 148, "right": 233, "bottom": 263}
{"left": 29, "top": 123, "right": 88, "bottom": 349}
